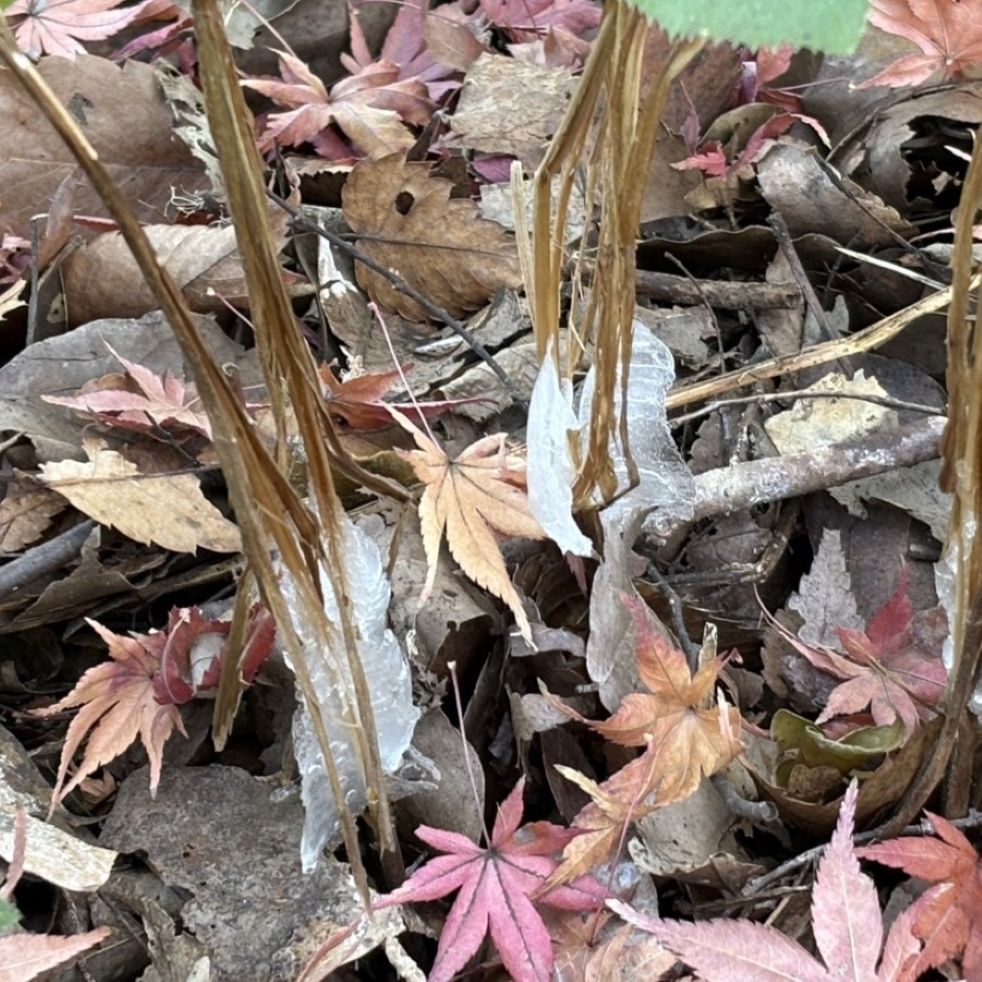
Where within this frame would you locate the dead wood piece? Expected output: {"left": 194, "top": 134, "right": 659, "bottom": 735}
{"left": 689, "top": 416, "right": 945, "bottom": 524}
{"left": 0, "top": 520, "right": 95, "bottom": 602}
{"left": 633, "top": 269, "right": 800, "bottom": 310}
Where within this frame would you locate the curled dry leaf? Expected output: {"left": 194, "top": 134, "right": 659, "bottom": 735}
{"left": 392, "top": 409, "right": 544, "bottom": 641}
{"left": 34, "top": 619, "right": 186, "bottom": 810}
{"left": 342, "top": 153, "right": 523, "bottom": 320}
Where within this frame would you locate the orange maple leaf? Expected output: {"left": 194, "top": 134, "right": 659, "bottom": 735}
{"left": 392, "top": 410, "right": 544, "bottom": 641}
{"left": 35, "top": 619, "right": 185, "bottom": 812}
{"left": 546, "top": 598, "right": 743, "bottom": 884}
{"left": 861, "top": 0, "right": 982, "bottom": 88}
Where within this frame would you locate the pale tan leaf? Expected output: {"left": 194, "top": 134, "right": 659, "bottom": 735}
{"left": 393, "top": 411, "right": 543, "bottom": 640}
{"left": 0, "top": 479, "right": 65, "bottom": 554}
{"left": 342, "top": 154, "right": 522, "bottom": 320}
{"left": 39, "top": 439, "right": 241, "bottom": 554}
{"left": 0, "top": 926, "right": 110, "bottom": 982}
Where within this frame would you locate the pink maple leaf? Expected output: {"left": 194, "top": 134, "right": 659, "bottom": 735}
{"left": 610, "top": 781, "right": 923, "bottom": 981}
{"left": 7, "top": 0, "right": 152, "bottom": 59}
{"left": 375, "top": 776, "right": 606, "bottom": 982}
{"left": 860, "top": 0, "right": 982, "bottom": 88}
{"left": 42, "top": 345, "right": 212, "bottom": 441}
{"left": 765, "top": 570, "right": 947, "bottom": 735}
{"left": 858, "top": 811, "right": 982, "bottom": 977}
{"left": 479, "top": 0, "right": 601, "bottom": 43}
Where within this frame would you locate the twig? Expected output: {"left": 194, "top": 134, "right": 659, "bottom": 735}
{"left": 742, "top": 808, "right": 982, "bottom": 898}
{"left": 670, "top": 388, "right": 945, "bottom": 427}
{"left": 268, "top": 191, "right": 522, "bottom": 403}
{"left": 0, "top": 520, "right": 95, "bottom": 602}
{"left": 711, "top": 775, "right": 779, "bottom": 824}
{"left": 646, "top": 416, "right": 946, "bottom": 541}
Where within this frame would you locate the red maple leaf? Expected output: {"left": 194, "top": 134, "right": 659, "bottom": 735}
{"left": 858, "top": 812, "right": 982, "bottom": 977}
{"left": 767, "top": 570, "right": 947, "bottom": 735}
{"left": 42, "top": 346, "right": 212, "bottom": 441}
{"left": 319, "top": 364, "right": 484, "bottom": 431}
{"left": 861, "top": 0, "right": 982, "bottom": 88}
{"left": 375, "top": 776, "right": 606, "bottom": 982}
{"left": 7, "top": 0, "right": 152, "bottom": 58}
{"left": 610, "top": 781, "right": 923, "bottom": 981}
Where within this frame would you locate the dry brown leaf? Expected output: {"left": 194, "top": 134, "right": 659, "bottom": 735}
{"left": 39, "top": 438, "right": 241, "bottom": 554}
{"left": 0, "top": 479, "right": 65, "bottom": 554}
{"left": 450, "top": 53, "right": 578, "bottom": 168}
{"left": 0, "top": 279, "right": 26, "bottom": 323}
{"left": 342, "top": 153, "right": 522, "bottom": 320}
{"left": 0, "top": 55, "right": 207, "bottom": 239}
{"left": 392, "top": 410, "right": 543, "bottom": 640}
{"left": 62, "top": 217, "right": 303, "bottom": 325}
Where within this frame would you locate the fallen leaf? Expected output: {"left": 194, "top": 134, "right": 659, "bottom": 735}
{"left": 393, "top": 410, "right": 544, "bottom": 641}
{"left": 319, "top": 363, "right": 481, "bottom": 431}
{"left": 0, "top": 479, "right": 65, "bottom": 554}
{"left": 6, "top": 0, "right": 149, "bottom": 58}
{"left": 0, "top": 279, "right": 25, "bottom": 323}
{"left": 375, "top": 776, "right": 605, "bottom": 982}
{"left": 342, "top": 153, "right": 522, "bottom": 320}
{"left": 0, "top": 926, "right": 110, "bottom": 982}
{"left": 34, "top": 619, "right": 185, "bottom": 808}
{"left": 858, "top": 811, "right": 982, "bottom": 977}
{"left": 39, "top": 438, "right": 241, "bottom": 554}
{"left": 480, "top": 0, "right": 601, "bottom": 42}
{"left": 585, "top": 597, "right": 743, "bottom": 805}
{"left": 43, "top": 346, "right": 212, "bottom": 440}
{"left": 0, "top": 56, "right": 207, "bottom": 239}
{"left": 60, "top": 223, "right": 275, "bottom": 325}
{"left": 242, "top": 47, "right": 428, "bottom": 160}
{"left": 861, "top": 0, "right": 982, "bottom": 88}
{"left": 765, "top": 570, "right": 947, "bottom": 735}
{"left": 610, "top": 781, "right": 923, "bottom": 981}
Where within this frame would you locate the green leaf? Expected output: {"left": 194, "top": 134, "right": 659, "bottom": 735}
{"left": 0, "top": 898, "right": 20, "bottom": 935}
{"left": 772, "top": 709, "right": 906, "bottom": 774}
{"left": 631, "top": 0, "right": 869, "bottom": 56}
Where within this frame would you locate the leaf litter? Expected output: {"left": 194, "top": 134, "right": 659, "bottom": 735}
{"left": 0, "top": 1, "right": 980, "bottom": 980}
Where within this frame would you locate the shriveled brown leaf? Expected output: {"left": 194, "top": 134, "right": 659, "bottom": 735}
{"left": 39, "top": 438, "right": 241, "bottom": 554}
{"left": 393, "top": 410, "right": 543, "bottom": 640}
{"left": 0, "top": 56, "right": 207, "bottom": 239}
{"left": 0, "top": 479, "right": 66, "bottom": 554}
{"left": 61, "top": 218, "right": 304, "bottom": 325}
{"left": 342, "top": 153, "right": 522, "bottom": 320}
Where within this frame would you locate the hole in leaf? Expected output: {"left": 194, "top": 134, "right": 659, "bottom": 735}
{"left": 395, "top": 191, "right": 415, "bottom": 215}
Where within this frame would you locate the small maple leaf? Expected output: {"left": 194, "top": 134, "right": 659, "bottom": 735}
{"left": 318, "top": 364, "right": 482, "bottom": 431}
{"left": 7, "top": 0, "right": 151, "bottom": 58}
{"left": 375, "top": 777, "right": 606, "bottom": 982}
{"left": 858, "top": 812, "right": 982, "bottom": 977}
{"left": 42, "top": 346, "right": 211, "bottom": 441}
{"left": 35, "top": 607, "right": 271, "bottom": 809}
{"left": 392, "top": 409, "right": 544, "bottom": 641}
{"left": 34, "top": 619, "right": 185, "bottom": 810}
{"left": 861, "top": 0, "right": 982, "bottom": 88}
{"left": 610, "top": 780, "right": 923, "bottom": 981}
{"left": 768, "top": 570, "right": 947, "bottom": 735}
{"left": 545, "top": 597, "right": 743, "bottom": 884}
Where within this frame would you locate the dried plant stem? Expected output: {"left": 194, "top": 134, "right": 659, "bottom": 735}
{"left": 666, "top": 279, "right": 975, "bottom": 410}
